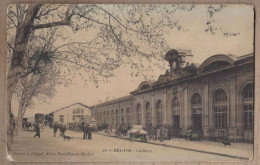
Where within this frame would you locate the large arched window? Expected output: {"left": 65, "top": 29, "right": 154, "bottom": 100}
{"left": 107, "top": 111, "right": 110, "bottom": 125}
{"left": 171, "top": 97, "right": 180, "bottom": 128}
{"left": 103, "top": 111, "right": 106, "bottom": 124}
{"left": 116, "top": 109, "right": 119, "bottom": 127}
{"left": 242, "top": 83, "right": 254, "bottom": 130}
{"left": 98, "top": 112, "right": 101, "bottom": 123}
{"left": 156, "top": 100, "right": 163, "bottom": 125}
{"left": 121, "top": 108, "right": 124, "bottom": 124}
{"left": 111, "top": 110, "right": 114, "bottom": 127}
{"left": 145, "top": 102, "right": 151, "bottom": 125}
{"left": 126, "top": 107, "right": 130, "bottom": 126}
{"left": 136, "top": 103, "right": 142, "bottom": 125}
{"left": 213, "top": 89, "right": 228, "bottom": 129}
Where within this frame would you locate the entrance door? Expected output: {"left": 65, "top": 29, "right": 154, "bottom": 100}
{"left": 192, "top": 114, "right": 202, "bottom": 132}
{"left": 173, "top": 115, "right": 180, "bottom": 129}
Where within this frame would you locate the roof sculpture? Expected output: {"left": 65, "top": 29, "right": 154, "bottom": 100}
{"left": 164, "top": 49, "right": 185, "bottom": 75}
{"left": 157, "top": 49, "right": 198, "bottom": 83}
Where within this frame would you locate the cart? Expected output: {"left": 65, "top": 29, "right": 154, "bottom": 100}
{"left": 184, "top": 130, "right": 201, "bottom": 141}
{"left": 128, "top": 125, "right": 148, "bottom": 142}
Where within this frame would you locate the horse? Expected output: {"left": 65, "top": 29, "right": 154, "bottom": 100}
{"left": 24, "top": 122, "right": 33, "bottom": 131}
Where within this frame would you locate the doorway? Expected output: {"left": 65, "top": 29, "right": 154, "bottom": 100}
{"left": 192, "top": 114, "right": 202, "bottom": 132}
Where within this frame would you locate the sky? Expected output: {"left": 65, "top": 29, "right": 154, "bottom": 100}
{"left": 9, "top": 4, "right": 254, "bottom": 118}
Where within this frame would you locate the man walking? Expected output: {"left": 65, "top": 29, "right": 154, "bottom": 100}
{"left": 34, "top": 123, "right": 40, "bottom": 138}
{"left": 61, "top": 124, "right": 66, "bottom": 137}
{"left": 53, "top": 123, "right": 58, "bottom": 137}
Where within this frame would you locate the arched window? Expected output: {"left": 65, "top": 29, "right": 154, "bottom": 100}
{"left": 214, "top": 89, "right": 227, "bottom": 102}
{"left": 156, "top": 100, "right": 163, "bottom": 125}
{"left": 97, "top": 112, "right": 100, "bottom": 123}
{"left": 171, "top": 97, "right": 180, "bottom": 128}
{"left": 136, "top": 104, "right": 142, "bottom": 125}
{"left": 191, "top": 93, "right": 202, "bottom": 105}
{"left": 213, "top": 89, "right": 228, "bottom": 129}
{"left": 242, "top": 83, "right": 254, "bottom": 130}
{"left": 103, "top": 111, "right": 105, "bottom": 122}
{"left": 107, "top": 111, "right": 110, "bottom": 125}
{"left": 172, "top": 97, "right": 180, "bottom": 107}
{"left": 145, "top": 102, "right": 151, "bottom": 125}
{"left": 111, "top": 110, "right": 114, "bottom": 127}
{"left": 191, "top": 93, "right": 202, "bottom": 114}
{"left": 121, "top": 108, "right": 124, "bottom": 124}
{"left": 116, "top": 109, "right": 119, "bottom": 127}
{"left": 126, "top": 108, "right": 130, "bottom": 126}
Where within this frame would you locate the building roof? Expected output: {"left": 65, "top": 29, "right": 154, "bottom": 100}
{"left": 50, "top": 103, "right": 90, "bottom": 114}
{"left": 90, "top": 95, "right": 133, "bottom": 108}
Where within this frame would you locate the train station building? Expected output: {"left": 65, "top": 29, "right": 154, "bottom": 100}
{"left": 90, "top": 49, "right": 254, "bottom": 142}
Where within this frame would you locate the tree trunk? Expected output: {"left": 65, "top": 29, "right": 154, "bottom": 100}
{"left": 7, "top": 5, "right": 41, "bottom": 147}
{"left": 6, "top": 97, "right": 12, "bottom": 150}
{"left": 17, "top": 106, "right": 23, "bottom": 133}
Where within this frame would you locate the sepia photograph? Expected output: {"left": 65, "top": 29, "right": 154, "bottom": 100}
{"left": 5, "top": 3, "right": 254, "bottom": 163}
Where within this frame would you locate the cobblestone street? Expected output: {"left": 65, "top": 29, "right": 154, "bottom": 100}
{"left": 8, "top": 127, "right": 252, "bottom": 163}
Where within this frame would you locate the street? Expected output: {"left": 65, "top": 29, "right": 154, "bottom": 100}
{"left": 9, "top": 127, "right": 250, "bottom": 162}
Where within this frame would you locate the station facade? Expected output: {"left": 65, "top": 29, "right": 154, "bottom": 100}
{"left": 90, "top": 50, "right": 254, "bottom": 142}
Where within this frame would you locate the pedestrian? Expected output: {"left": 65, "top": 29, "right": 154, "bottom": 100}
{"left": 59, "top": 123, "right": 63, "bottom": 137}
{"left": 88, "top": 125, "right": 92, "bottom": 140}
{"left": 61, "top": 124, "right": 66, "bottom": 137}
{"left": 34, "top": 123, "right": 40, "bottom": 138}
{"left": 49, "top": 122, "right": 53, "bottom": 129}
{"left": 83, "top": 123, "right": 88, "bottom": 140}
{"left": 160, "top": 125, "right": 166, "bottom": 142}
{"left": 53, "top": 123, "right": 58, "bottom": 137}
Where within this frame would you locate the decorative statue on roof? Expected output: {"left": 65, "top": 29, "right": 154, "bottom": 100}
{"left": 164, "top": 49, "right": 185, "bottom": 75}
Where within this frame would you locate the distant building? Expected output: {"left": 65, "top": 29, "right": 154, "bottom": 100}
{"left": 90, "top": 49, "right": 254, "bottom": 142}
{"left": 52, "top": 103, "right": 91, "bottom": 124}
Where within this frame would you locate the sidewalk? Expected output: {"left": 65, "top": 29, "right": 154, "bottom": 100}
{"left": 95, "top": 131, "right": 253, "bottom": 160}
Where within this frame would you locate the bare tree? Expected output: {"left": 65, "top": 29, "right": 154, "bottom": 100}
{"left": 14, "top": 29, "right": 63, "bottom": 132}
{"left": 16, "top": 64, "right": 59, "bottom": 132}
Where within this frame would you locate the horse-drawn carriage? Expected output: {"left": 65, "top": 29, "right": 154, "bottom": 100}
{"left": 128, "top": 125, "right": 148, "bottom": 142}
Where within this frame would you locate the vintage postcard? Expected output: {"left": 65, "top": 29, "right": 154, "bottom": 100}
{"left": 4, "top": 4, "right": 255, "bottom": 163}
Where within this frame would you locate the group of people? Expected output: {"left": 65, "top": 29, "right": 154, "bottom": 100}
{"left": 146, "top": 124, "right": 179, "bottom": 142}
{"left": 82, "top": 123, "right": 93, "bottom": 140}
{"left": 51, "top": 122, "right": 93, "bottom": 140}
{"left": 52, "top": 122, "right": 67, "bottom": 137}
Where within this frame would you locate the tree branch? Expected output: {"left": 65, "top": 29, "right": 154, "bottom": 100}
{"left": 7, "top": 15, "right": 17, "bottom": 28}
{"left": 7, "top": 43, "right": 14, "bottom": 50}
{"left": 32, "top": 19, "right": 71, "bottom": 29}
{"left": 94, "top": 5, "right": 139, "bottom": 33}
{"left": 33, "top": 7, "right": 72, "bottom": 29}
{"left": 35, "top": 5, "right": 63, "bottom": 20}
{"left": 77, "top": 13, "right": 110, "bottom": 27}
